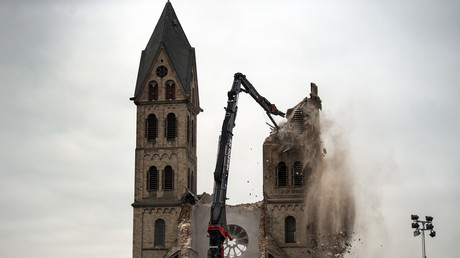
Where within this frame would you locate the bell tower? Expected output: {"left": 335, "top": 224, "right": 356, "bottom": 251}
{"left": 262, "top": 84, "right": 322, "bottom": 257}
{"left": 130, "top": 2, "right": 201, "bottom": 257}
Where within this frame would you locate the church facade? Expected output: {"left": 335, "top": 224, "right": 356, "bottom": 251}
{"left": 130, "top": 3, "right": 321, "bottom": 258}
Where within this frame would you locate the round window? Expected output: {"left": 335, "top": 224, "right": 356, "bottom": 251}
{"left": 223, "top": 224, "right": 248, "bottom": 258}
{"left": 156, "top": 65, "right": 168, "bottom": 78}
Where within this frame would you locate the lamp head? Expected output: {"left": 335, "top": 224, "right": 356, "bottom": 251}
{"left": 426, "top": 216, "right": 433, "bottom": 222}
{"left": 412, "top": 222, "right": 420, "bottom": 229}
{"left": 411, "top": 214, "right": 419, "bottom": 220}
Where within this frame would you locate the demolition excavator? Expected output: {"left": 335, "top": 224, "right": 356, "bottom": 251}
{"left": 207, "top": 73, "right": 285, "bottom": 258}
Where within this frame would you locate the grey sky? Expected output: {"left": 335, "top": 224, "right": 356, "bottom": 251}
{"left": 1, "top": 0, "right": 459, "bottom": 257}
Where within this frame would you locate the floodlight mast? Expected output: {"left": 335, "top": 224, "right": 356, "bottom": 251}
{"left": 411, "top": 214, "right": 436, "bottom": 258}
{"left": 421, "top": 230, "right": 426, "bottom": 258}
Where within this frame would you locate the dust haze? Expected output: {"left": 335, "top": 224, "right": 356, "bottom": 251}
{"left": 277, "top": 99, "right": 356, "bottom": 256}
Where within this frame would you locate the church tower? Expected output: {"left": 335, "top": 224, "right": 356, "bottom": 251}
{"left": 130, "top": 2, "right": 201, "bottom": 257}
{"left": 262, "top": 84, "right": 322, "bottom": 257}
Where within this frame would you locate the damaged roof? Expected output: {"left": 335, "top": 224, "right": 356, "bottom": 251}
{"left": 134, "top": 2, "right": 195, "bottom": 98}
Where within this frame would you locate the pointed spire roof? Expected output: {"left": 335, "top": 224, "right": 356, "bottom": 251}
{"left": 134, "top": 2, "right": 195, "bottom": 98}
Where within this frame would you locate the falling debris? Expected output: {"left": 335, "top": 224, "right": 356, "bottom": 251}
{"left": 261, "top": 82, "right": 355, "bottom": 257}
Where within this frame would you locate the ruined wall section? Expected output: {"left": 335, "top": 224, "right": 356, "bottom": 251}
{"left": 262, "top": 84, "right": 325, "bottom": 257}
{"left": 262, "top": 83, "right": 355, "bottom": 257}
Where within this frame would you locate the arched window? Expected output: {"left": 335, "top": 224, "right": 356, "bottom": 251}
{"left": 292, "top": 161, "right": 303, "bottom": 187}
{"left": 285, "top": 216, "right": 296, "bottom": 243}
{"left": 165, "top": 80, "right": 175, "bottom": 100}
{"left": 164, "top": 165, "right": 174, "bottom": 191}
{"left": 147, "top": 166, "right": 158, "bottom": 191}
{"left": 147, "top": 114, "right": 157, "bottom": 140}
{"left": 148, "top": 81, "right": 158, "bottom": 101}
{"left": 276, "top": 162, "right": 287, "bottom": 187}
{"left": 154, "top": 219, "right": 165, "bottom": 246}
{"left": 166, "top": 113, "right": 177, "bottom": 140}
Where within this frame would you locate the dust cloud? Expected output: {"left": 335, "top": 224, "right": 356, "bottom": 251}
{"left": 277, "top": 99, "right": 356, "bottom": 257}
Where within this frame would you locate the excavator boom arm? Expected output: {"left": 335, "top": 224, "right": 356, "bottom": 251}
{"left": 207, "top": 73, "right": 284, "bottom": 258}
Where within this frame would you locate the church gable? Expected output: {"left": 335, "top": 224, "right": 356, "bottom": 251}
{"left": 136, "top": 45, "right": 188, "bottom": 103}
{"left": 133, "top": 2, "right": 194, "bottom": 100}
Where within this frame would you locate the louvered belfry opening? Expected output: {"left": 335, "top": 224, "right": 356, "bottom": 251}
{"left": 277, "top": 162, "right": 287, "bottom": 187}
{"left": 166, "top": 113, "right": 176, "bottom": 140}
{"left": 148, "top": 166, "right": 158, "bottom": 191}
{"left": 164, "top": 165, "right": 174, "bottom": 190}
{"left": 293, "top": 109, "right": 304, "bottom": 132}
{"left": 292, "top": 161, "right": 303, "bottom": 187}
{"left": 147, "top": 114, "right": 157, "bottom": 140}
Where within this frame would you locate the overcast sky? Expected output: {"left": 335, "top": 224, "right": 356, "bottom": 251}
{"left": 1, "top": 0, "right": 459, "bottom": 257}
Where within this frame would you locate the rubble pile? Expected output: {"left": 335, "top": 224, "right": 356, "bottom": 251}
{"left": 178, "top": 203, "right": 193, "bottom": 256}
{"left": 305, "top": 231, "right": 354, "bottom": 257}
